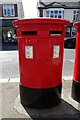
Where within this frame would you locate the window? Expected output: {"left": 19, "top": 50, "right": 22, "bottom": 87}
{"left": 73, "top": 10, "right": 79, "bottom": 21}
{"left": 50, "top": 11, "right": 54, "bottom": 18}
{"left": 71, "top": 27, "right": 76, "bottom": 37}
{"left": 66, "top": 27, "right": 71, "bottom": 37}
{"left": 66, "top": 26, "right": 76, "bottom": 37}
{"left": 46, "top": 9, "right": 64, "bottom": 19}
{"left": 3, "top": 4, "right": 15, "bottom": 17}
{"left": 54, "top": 11, "right": 58, "bottom": 14}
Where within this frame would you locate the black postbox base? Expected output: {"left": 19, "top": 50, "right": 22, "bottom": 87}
{"left": 20, "top": 84, "right": 62, "bottom": 109}
{"left": 71, "top": 80, "right": 80, "bottom": 103}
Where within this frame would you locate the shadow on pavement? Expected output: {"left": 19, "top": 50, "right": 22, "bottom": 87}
{"left": 23, "top": 99, "right": 80, "bottom": 119}
{"left": 1, "top": 42, "right": 18, "bottom": 51}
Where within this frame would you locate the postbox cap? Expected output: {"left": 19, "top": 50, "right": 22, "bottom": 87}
{"left": 74, "top": 21, "right": 80, "bottom": 28}
{"left": 12, "top": 18, "right": 70, "bottom": 28}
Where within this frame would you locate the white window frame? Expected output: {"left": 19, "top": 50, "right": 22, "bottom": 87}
{"left": 3, "top": 4, "right": 15, "bottom": 17}
{"left": 46, "top": 8, "right": 64, "bottom": 19}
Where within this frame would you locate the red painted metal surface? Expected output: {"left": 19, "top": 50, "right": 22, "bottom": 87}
{"left": 12, "top": 18, "right": 70, "bottom": 89}
{"left": 73, "top": 22, "right": 80, "bottom": 83}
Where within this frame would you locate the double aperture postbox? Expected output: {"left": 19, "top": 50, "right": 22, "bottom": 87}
{"left": 12, "top": 18, "right": 70, "bottom": 108}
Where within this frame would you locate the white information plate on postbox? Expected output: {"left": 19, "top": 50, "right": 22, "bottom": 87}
{"left": 25, "top": 46, "right": 33, "bottom": 59}
{"left": 53, "top": 45, "right": 60, "bottom": 58}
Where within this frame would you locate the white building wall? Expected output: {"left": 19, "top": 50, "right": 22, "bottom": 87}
{"left": 17, "top": 2, "right": 24, "bottom": 19}
{"left": 64, "top": 9, "right": 73, "bottom": 22}
{"left": 0, "top": 0, "right": 21, "bottom": 3}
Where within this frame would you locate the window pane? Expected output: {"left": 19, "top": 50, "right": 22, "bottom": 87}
{"left": 72, "top": 27, "right": 76, "bottom": 37}
{"left": 73, "top": 15, "right": 75, "bottom": 20}
{"left": 58, "top": 15, "right": 61, "bottom": 18}
{"left": 74, "top": 11, "right": 76, "bottom": 14}
{"left": 77, "top": 11, "right": 79, "bottom": 14}
{"left": 76, "top": 15, "right": 79, "bottom": 21}
{"left": 4, "top": 9, "right": 7, "bottom": 15}
{"left": 50, "top": 14, "right": 54, "bottom": 18}
{"left": 66, "top": 27, "right": 71, "bottom": 37}
{"left": 7, "top": 9, "right": 10, "bottom": 16}
{"left": 11, "top": 5, "right": 15, "bottom": 16}
{"left": 11, "top": 9, "right": 14, "bottom": 15}
{"left": 3, "top": 5, "right": 7, "bottom": 16}
{"left": 51, "top": 11, "right": 53, "bottom": 13}
{"left": 55, "top": 15, "right": 57, "bottom": 18}
{"left": 7, "top": 5, "right": 11, "bottom": 16}
{"left": 54, "top": 10, "right": 58, "bottom": 14}
{"left": 59, "top": 11, "right": 61, "bottom": 14}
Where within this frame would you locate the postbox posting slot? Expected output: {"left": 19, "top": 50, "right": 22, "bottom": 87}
{"left": 49, "top": 31, "right": 62, "bottom": 36}
{"left": 22, "top": 31, "right": 37, "bottom": 35}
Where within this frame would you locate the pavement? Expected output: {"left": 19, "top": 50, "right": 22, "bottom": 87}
{"left": 0, "top": 43, "right": 80, "bottom": 119}
{"left": 0, "top": 78, "right": 80, "bottom": 120}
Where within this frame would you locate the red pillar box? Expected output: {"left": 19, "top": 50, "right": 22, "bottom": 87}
{"left": 12, "top": 18, "right": 70, "bottom": 108}
{"left": 72, "top": 22, "right": 80, "bottom": 102}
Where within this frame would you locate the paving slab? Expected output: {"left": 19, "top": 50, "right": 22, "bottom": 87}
{"left": 1, "top": 80, "right": 80, "bottom": 119}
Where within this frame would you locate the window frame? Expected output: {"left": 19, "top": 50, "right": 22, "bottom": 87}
{"left": 3, "top": 4, "right": 15, "bottom": 17}
{"left": 73, "top": 10, "right": 79, "bottom": 22}
{"left": 46, "top": 9, "right": 64, "bottom": 19}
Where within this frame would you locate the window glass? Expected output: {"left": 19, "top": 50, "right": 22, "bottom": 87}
{"left": 55, "top": 15, "right": 57, "bottom": 18}
{"left": 54, "top": 10, "right": 58, "bottom": 14}
{"left": 66, "top": 27, "right": 71, "bottom": 37}
{"left": 59, "top": 11, "right": 61, "bottom": 14}
{"left": 7, "top": 5, "right": 10, "bottom": 16}
{"left": 50, "top": 11, "right": 54, "bottom": 17}
{"left": 11, "top": 5, "right": 15, "bottom": 15}
{"left": 58, "top": 15, "right": 61, "bottom": 18}
{"left": 71, "top": 27, "right": 76, "bottom": 37}
{"left": 51, "top": 11, "right": 53, "bottom": 14}
{"left": 74, "top": 11, "right": 76, "bottom": 14}
{"left": 4, "top": 9, "right": 7, "bottom": 15}
{"left": 77, "top": 11, "right": 79, "bottom": 14}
